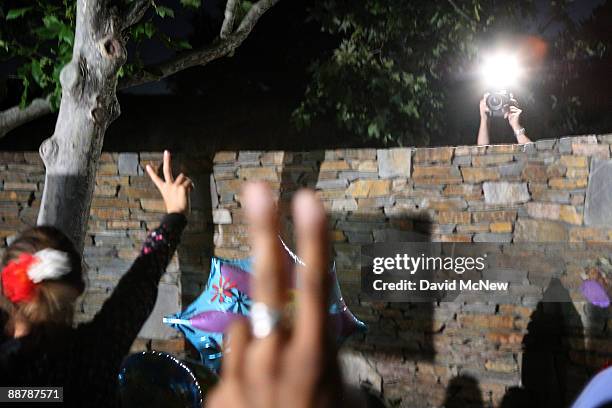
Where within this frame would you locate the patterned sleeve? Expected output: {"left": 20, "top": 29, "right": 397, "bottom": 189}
{"left": 78, "top": 213, "right": 187, "bottom": 353}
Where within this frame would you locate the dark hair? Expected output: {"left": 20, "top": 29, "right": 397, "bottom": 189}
{"left": 1, "top": 226, "right": 85, "bottom": 330}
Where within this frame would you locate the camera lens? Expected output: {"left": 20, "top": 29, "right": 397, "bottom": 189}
{"left": 486, "top": 94, "right": 504, "bottom": 111}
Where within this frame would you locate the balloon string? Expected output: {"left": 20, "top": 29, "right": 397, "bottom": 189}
{"left": 278, "top": 235, "right": 305, "bottom": 266}
{"left": 163, "top": 317, "right": 191, "bottom": 325}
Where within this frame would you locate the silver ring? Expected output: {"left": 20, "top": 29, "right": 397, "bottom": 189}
{"left": 249, "top": 302, "right": 281, "bottom": 339}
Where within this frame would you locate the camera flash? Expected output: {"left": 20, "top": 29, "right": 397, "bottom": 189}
{"left": 481, "top": 52, "right": 521, "bottom": 89}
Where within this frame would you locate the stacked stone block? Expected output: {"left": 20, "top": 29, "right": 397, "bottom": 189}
{"left": 0, "top": 152, "right": 213, "bottom": 354}
{"left": 211, "top": 135, "right": 612, "bottom": 407}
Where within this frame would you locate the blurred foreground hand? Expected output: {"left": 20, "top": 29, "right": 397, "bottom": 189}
{"left": 207, "top": 182, "right": 344, "bottom": 408}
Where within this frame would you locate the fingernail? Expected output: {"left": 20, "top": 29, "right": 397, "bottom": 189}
{"left": 244, "top": 183, "right": 273, "bottom": 219}
{"left": 294, "top": 190, "right": 324, "bottom": 229}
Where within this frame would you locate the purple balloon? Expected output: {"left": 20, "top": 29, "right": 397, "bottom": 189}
{"left": 220, "top": 263, "right": 251, "bottom": 295}
{"left": 189, "top": 310, "right": 242, "bottom": 333}
{"left": 581, "top": 280, "right": 610, "bottom": 308}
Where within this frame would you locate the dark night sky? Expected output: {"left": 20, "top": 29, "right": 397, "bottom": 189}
{"left": 0, "top": 0, "right": 610, "bottom": 152}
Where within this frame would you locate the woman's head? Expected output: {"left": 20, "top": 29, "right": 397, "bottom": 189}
{"left": 1, "top": 226, "right": 84, "bottom": 332}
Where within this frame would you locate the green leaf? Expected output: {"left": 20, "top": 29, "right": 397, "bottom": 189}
{"left": 180, "top": 0, "right": 201, "bottom": 8}
{"left": 143, "top": 22, "right": 155, "bottom": 38}
{"left": 154, "top": 5, "right": 175, "bottom": 18}
{"left": 31, "top": 60, "right": 45, "bottom": 87}
{"left": 6, "top": 7, "right": 32, "bottom": 20}
{"left": 176, "top": 39, "right": 192, "bottom": 50}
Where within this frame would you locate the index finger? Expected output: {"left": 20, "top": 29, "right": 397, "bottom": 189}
{"left": 292, "top": 190, "right": 330, "bottom": 349}
{"left": 146, "top": 164, "right": 164, "bottom": 190}
{"left": 243, "top": 182, "right": 288, "bottom": 309}
{"left": 163, "top": 150, "right": 174, "bottom": 183}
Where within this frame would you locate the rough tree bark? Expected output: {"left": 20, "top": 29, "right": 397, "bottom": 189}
{"left": 37, "top": 0, "right": 127, "bottom": 251}
{"left": 33, "top": 0, "right": 280, "bottom": 251}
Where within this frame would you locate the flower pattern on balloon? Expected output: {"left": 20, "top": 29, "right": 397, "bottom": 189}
{"left": 210, "top": 274, "right": 237, "bottom": 303}
{"left": 228, "top": 289, "right": 251, "bottom": 314}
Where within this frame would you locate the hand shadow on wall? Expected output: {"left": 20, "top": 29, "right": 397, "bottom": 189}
{"left": 443, "top": 375, "right": 484, "bottom": 408}
{"left": 277, "top": 151, "right": 436, "bottom": 366}
{"left": 172, "top": 153, "right": 215, "bottom": 357}
{"left": 500, "top": 278, "right": 588, "bottom": 408}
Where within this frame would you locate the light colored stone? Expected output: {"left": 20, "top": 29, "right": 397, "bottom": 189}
{"left": 346, "top": 180, "right": 391, "bottom": 198}
{"left": 118, "top": 153, "right": 139, "bottom": 175}
{"left": 332, "top": 198, "right": 358, "bottom": 212}
{"left": 139, "top": 283, "right": 181, "bottom": 340}
{"left": 413, "top": 166, "right": 460, "bottom": 179}
{"left": 559, "top": 155, "right": 588, "bottom": 168}
{"left": 212, "top": 208, "right": 232, "bottom": 224}
{"left": 377, "top": 148, "right": 411, "bottom": 178}
{"left": 320, "top": 160, "right": 350, "bottom": 171}
{"left": 483, "top": 182, "right": 530, "bottom": 205}
{"left": 473, "top": 233, "right": 513, "bottom": 243}
{"left": 514, "top": 218, "right": 568, "bottom": 242}
{"left": 559, "top": 205, "right": 583, "bottom": 225}
{"left": 315, "top": 178, "right": 349, "bottom": 190}
{"left": 490, "top": 222, "right": 513, "bottom": 233}
{"left": 414, "top": 147, "right": 453, "bottom": 163}
{"left": 472, "top": 154, "right": 513, "bottom": 167}
{"left": 238, "top": 166, "right": 278, "bottom": 181}
{"left": 526, "top": 202, "right": 560, "bottom": 220}
{"left": 355, "top": 160, "right": 377, "bottom": 173}
{"left": 584, "top": 159, "right": 612, "bottom": 227}
{"left": 461, "top": 167, "right": 500, "bottom": 183}
{"left": 572, "top": 143, "right": 610, "bottom": 159}
{"left": 549, "top": 177, "right": 587, "bottom": 190}
{"left": 214, "top": 151, "right": 236, "bottom": 163}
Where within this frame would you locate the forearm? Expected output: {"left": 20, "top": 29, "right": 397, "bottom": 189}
{"left": 512, "top": 125, "right": 531, "bottom": 144}
{"left": 516, "top": 131, "right": 531, "bottom": 144}
{"left": 82, "top": 213, "right": 187, "bottom": 342}
{"left": 477, "top": 117, "right": 489, "bottom": 145}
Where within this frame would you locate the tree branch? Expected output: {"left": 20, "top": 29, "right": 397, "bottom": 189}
{"left": 120, "top": 0, "right": 280, "bottom": 89}
{"left": 0, "top": 0, "right": 280, "bottom": 135}
{"left": 0, "top": 98, "right": 53, "bottom": 139}
{"left": 122, "top": 0, "right": 152, "bottom": 31}
{"left": 237, "top": 0, "right": 277, "bottom": 33}
{"left": 447, "top": 0, "right": 475, "bottom": 23}
{"left": 220, "top": 0, "right": 238, "bottom": 39}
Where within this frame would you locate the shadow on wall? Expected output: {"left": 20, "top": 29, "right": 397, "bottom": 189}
{"left": 276, "top": 151, "right": 436, "bottom": 364}
{"left": 499, "top": 279, "right": 588, "bottom": 408}
{"left": 173, "top": 153, "right": 215, "bottom": 307}
{"left": 443, "top": 375, "right": 484, "bottom": 408}
{"left": 268, "top": 150, "right": 601, "bottom": 408}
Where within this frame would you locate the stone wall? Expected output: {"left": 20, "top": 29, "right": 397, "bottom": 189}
{"left": 0, "top": 151, "right": 214, "bottom": 353}
{"left": 211, "top": 135, "right": 612, "bottom": 407}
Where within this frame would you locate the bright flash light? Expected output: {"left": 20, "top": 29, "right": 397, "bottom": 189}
{"left": 481, "top": 52, "right": 522, "bottom": 89}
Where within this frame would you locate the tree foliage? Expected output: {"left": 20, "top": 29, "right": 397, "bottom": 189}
{"left": 0, "top": 0, "right": 202, "bottom": 110}
{"left": 295, "top": 0, "right": 609, "bottom": 145}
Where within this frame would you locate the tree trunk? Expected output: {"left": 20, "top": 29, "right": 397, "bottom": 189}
{"left": 37, "top": 0, "right": 125, "bottom": 251}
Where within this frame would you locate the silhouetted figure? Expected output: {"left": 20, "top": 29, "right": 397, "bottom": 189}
{"left": 443, "top": 375, "right": 484, "bottom": 408}
{"left": 505, "top": 278, "right": 587, "bottom": 407}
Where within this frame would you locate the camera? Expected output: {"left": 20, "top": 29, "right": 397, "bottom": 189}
{"left": 486, "top": 90, "right": 516, "bottom": 117}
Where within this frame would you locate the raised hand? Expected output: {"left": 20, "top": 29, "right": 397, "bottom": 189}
{"left": 506, "top": 105, "right": 523, "bottom": 131}
{"left": 479, "top": 93, "right": 491, "bottom": 120}
{"left": 146, "top": 150, "right": 193, "bottom": 215}
{"left": 207, "top": 182, "right": 343, "bottom": 408}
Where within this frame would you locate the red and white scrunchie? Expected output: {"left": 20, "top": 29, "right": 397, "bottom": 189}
{"left": 1, "top": 249, "right": 71, "bottom": 303}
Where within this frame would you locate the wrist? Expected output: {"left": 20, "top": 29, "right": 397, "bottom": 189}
{"left": 513, "top": 127, "right": 526, "bottom": 138}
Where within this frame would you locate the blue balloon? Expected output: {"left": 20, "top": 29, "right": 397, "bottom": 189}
{"left": 118, "top": 351, "right": 206, "bottom": 408}
{"left": 165, "top": 241, "right": 366, "bottom": 373}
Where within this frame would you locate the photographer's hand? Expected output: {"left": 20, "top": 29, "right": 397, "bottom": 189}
{"left": 506, "top": 106, "right": 531, "bottom": 144}
{"left": 477, "top": 94, "right": 490, "bottom": 145}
